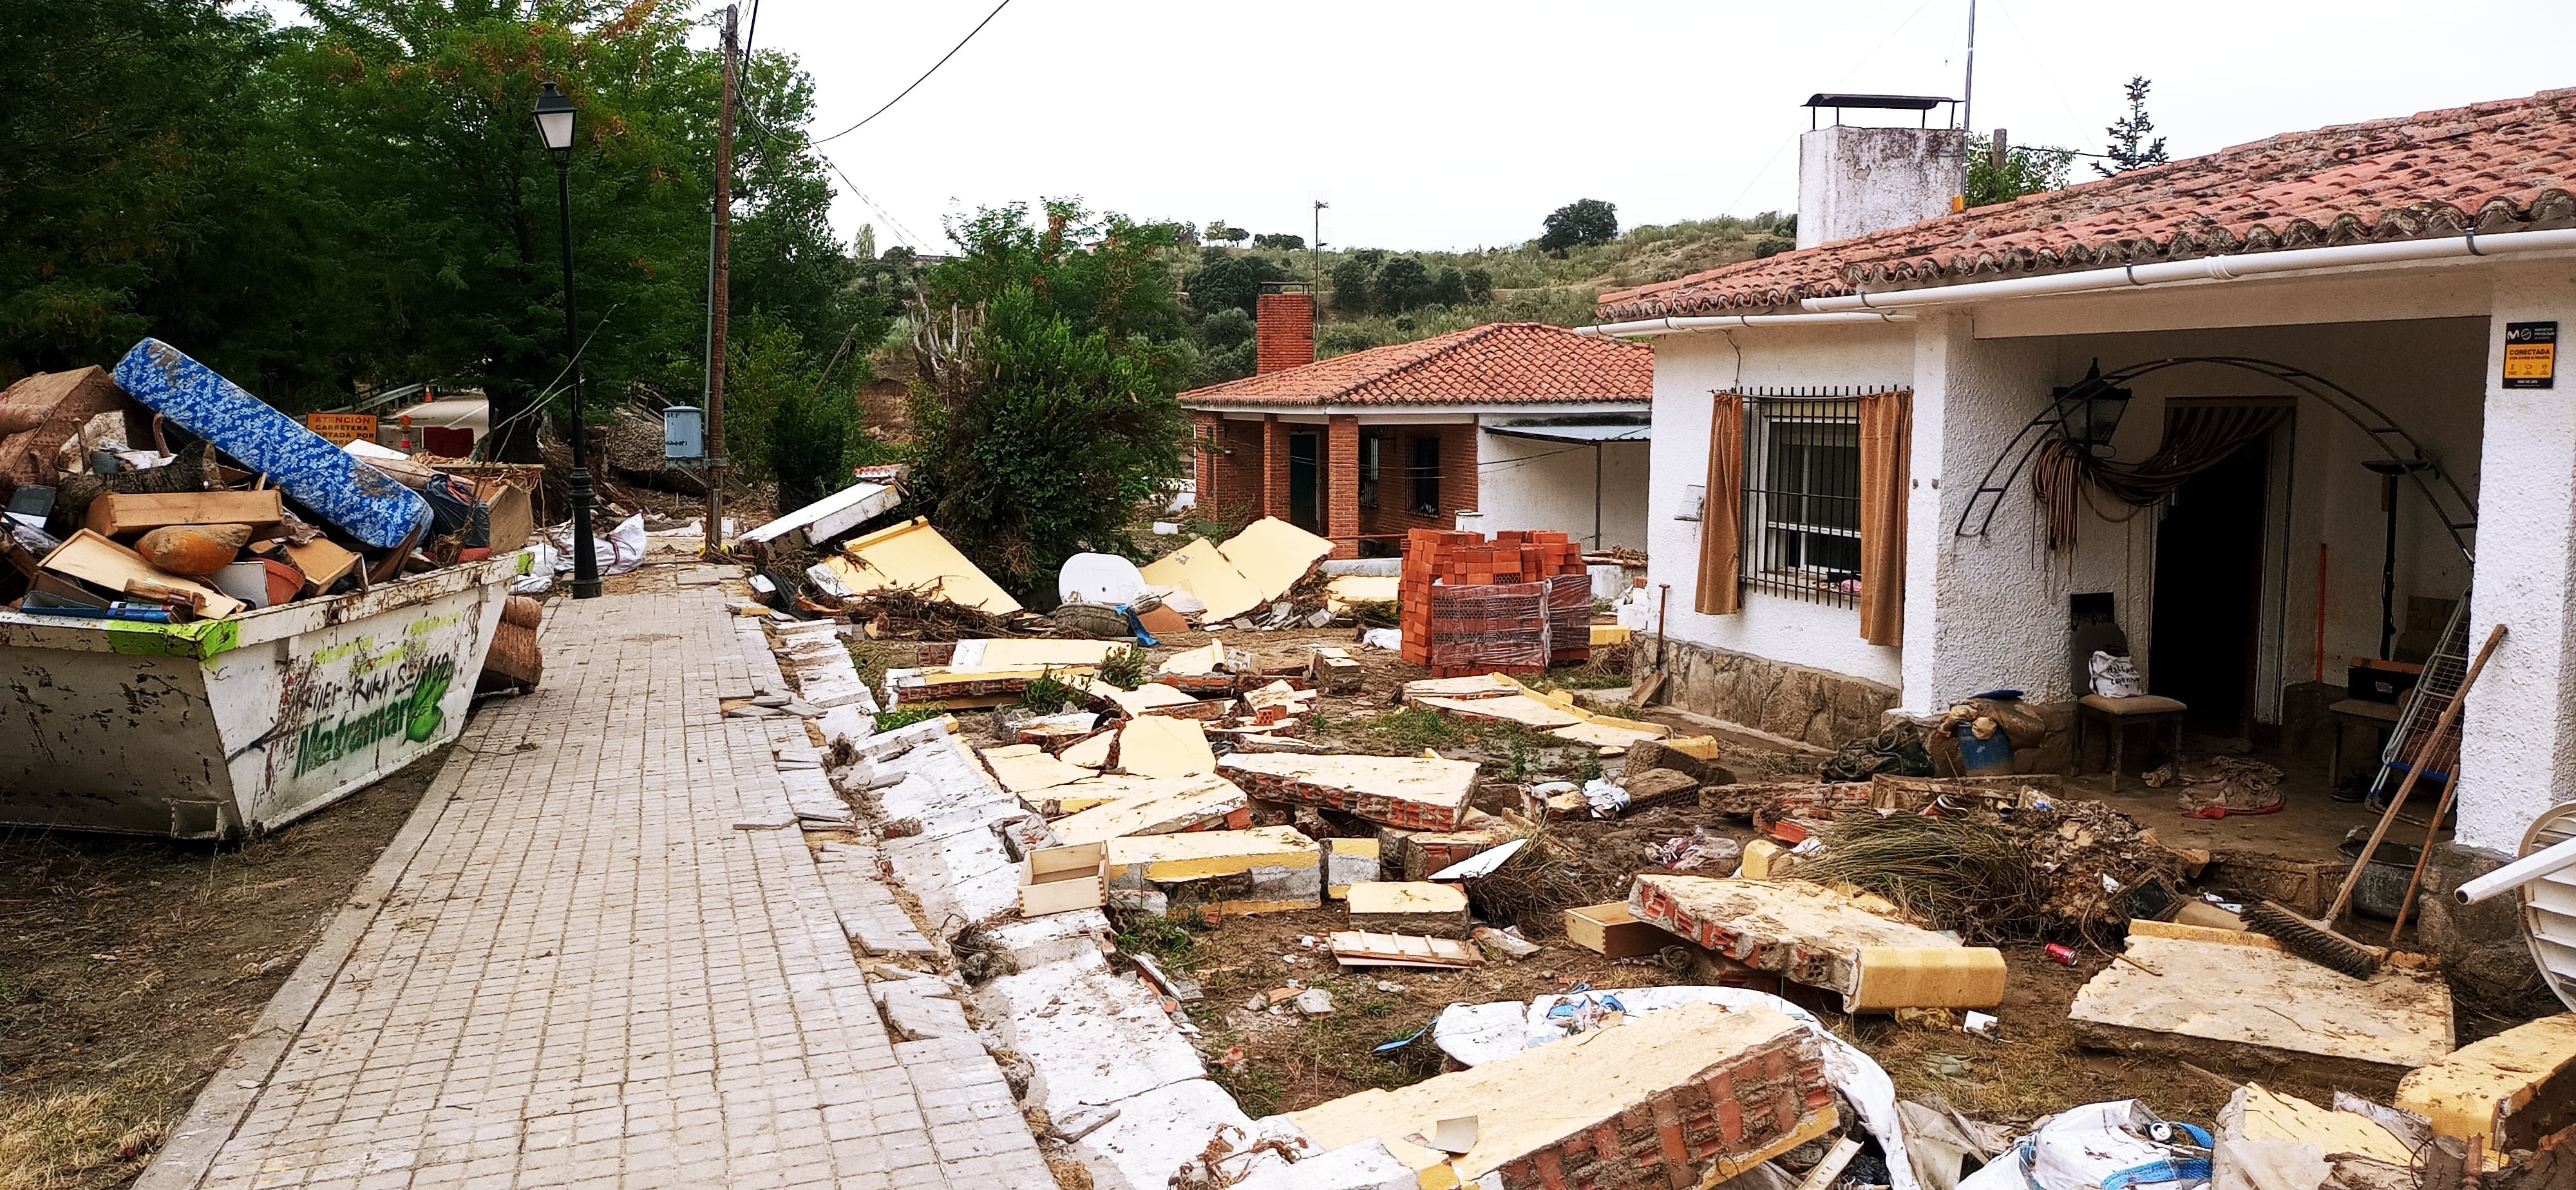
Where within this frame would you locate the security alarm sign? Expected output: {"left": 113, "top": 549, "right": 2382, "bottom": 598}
{"left": 2506, "top": 321, "right": 2558, "bottom": 390}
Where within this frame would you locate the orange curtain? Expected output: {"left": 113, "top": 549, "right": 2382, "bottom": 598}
{"left": 1857, "top": 390, "right": 1913, "bottom": 646}
{"left": 1696, "top": 393, "right": 1745, "bottom": 615}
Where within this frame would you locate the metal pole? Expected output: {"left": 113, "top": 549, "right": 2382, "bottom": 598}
{"left": 1593, "top": 442, "right": 1603, "bottom": 550}
{"left": 557, "top": 156, "right": 600, "bottom": 599}
{"left": 1960, "top": 0, "right": 1977, "bottom": 135}
{"left": 706, "top": 4, "right": 737, "bottom": 554}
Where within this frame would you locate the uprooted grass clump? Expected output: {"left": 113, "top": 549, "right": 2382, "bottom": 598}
{"left": 1017, "top": 667, "right": 1088, "bottom": 714}
{"left": 1797, "top": 814, "right": 2050, "bottom": 942}
{"left": 1095, "top": 646, "right": 1147, "bottom": 690}
{"left": 1458, "top": 826, "right": 1605, "bottom": 936}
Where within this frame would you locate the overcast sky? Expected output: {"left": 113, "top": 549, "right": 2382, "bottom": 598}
{"left": 262, "top": 1, "right": 2576, "bottom": 254}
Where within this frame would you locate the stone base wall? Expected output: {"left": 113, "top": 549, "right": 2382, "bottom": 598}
{"left": 2418, "top": 841, "right": 2561, "bottom": 1016}
{"left": 1645, "top": 638, "right": 1899, "bottom": 748}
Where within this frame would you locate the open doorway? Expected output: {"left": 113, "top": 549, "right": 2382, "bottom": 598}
{"left": 1288, "top": 431, "right": 1320, "bottom": 533}
{"left": 2150, "top": 434, "right": 2272, "bottom": 744}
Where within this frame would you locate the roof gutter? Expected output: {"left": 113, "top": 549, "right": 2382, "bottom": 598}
{"left": 1571, "top": 311, "right": 1914, "bottom": 337}
{"left": 1802, "top": 227, "right": 2576, "bottom": 314}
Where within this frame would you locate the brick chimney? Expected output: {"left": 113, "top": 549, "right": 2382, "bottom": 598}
{"left": 1255, "top": 283, "right": 1316, "bottom": 373}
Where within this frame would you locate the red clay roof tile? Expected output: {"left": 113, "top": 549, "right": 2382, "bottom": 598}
{"left": 1600, "top": 88, "right": 2576, "bottom": 321}
{"left": 1176, "top": 323, "right": 1653, "bottom": 408}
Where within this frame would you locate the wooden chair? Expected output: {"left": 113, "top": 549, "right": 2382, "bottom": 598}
{"left": 2075, "top": 694, "right": 2188, "bottom": 792}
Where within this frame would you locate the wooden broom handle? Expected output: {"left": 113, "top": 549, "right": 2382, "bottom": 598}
{"left": 2324, "top": 623, "right": 2506, "bottom": 925}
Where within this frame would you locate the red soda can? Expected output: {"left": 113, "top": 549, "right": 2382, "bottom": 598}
{"left": 2043, "top": 943, "right": 2078, "bottom": 966}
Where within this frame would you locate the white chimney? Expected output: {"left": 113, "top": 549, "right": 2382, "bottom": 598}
{"left": 1795, "top": 94, "right": 1968, "bottom": 249}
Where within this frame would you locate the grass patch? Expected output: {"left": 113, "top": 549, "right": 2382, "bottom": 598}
{"left": 1206, "top": 1060, "right": 1285, "bottom": 1119}
{"left": 0, "top": 1085, "right": 169, "bottom": 1190}
{"left": 873, "top": 704, "right": 949, "bottom": 732}
{"left": 844, "top": 638, "right": 918, "bottom": 693}
{"left": 1017, "top": 667, "right": 1087, "bottom": 714}
{"left": 1096, "top": 646, "right": 1146, "bottom": 690}
{"left": 1374, "top": 707, "right": 1460, "bottom": 749}
{"left": 1113, "top": 914, "right": 1206, "bottom": 974}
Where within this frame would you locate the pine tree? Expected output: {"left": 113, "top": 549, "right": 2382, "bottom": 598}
{"left": 2096, "top": 76, "right": 2172, "bottom": 177}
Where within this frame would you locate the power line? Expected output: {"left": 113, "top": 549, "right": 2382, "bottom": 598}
{"left": 811, "top": 0, "right": 1014, "bottom": 146}
{"left": 821, "top": 155, "right": 931, "bottom": 250}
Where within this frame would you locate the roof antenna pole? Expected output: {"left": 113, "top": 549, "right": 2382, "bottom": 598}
{"left": 1960, "top": 0, "right": 1976, "bottom": 135}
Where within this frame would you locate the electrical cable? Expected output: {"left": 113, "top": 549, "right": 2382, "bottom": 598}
{"left": 811, "top": 0, "right": 1014, "bottom": 146}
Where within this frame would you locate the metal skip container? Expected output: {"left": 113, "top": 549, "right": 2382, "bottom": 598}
{"left": 0, "top": 552, "right": 522, "bottom": 840}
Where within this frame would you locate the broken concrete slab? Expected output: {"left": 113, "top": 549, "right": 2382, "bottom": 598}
{"left": 2396, "top": 1012, "right": 2576, "bottom": 1146}
{"left": 1400, "top": 673, "right": 1524, "bottom": 703}
{"left": 1285, "top": 1001, "right": 1836, "bottom": 1189}
{"left": 980, "top": 743, "right": 1101, "bottom": 796}
{"left": 1067, "top": 1078, "right": 1256, "bottom": 1190}
{"left": 1218, "top": 516, "right": 1336, "bottom": 603}
{"left": 1346, "top": 882, "right": 1471, "bottom": 936}
{"left": 1629, "top": 876, "right": 2006, "bottom": 1012}
{"left": 1059, "top": 728, "right": 1116, "bottom": 771}
{"left": 1141, "top": 536, "right": 1265, "bottom": 623}
{"left": 1108, "top": 826, "right": 1321, "bottom": 917}
{"left": 813, "top": 844, "right": 939, "bottom": 957}
{"left": 1225, "top": 1136, "right": 1415, "bottom": 1190}
{"left": 2222, "top": 1083, "right": 2418, "bottom": 1171}
{"left": 971, "top": 954, "right": 1206, "bottom": 1114}
{"left": 951, "top": 638, "right": 1125, "bottom": 667}
{"left": 1048, "top": 773, "right": 1250, "bottom": 847}
{"left": 1551, "top": 715, "right": 1670, "bottom": 750}
{"left": 836, "top": 516, "right": 1022, "bottom": 614}
{"left": 883, "top": 821, "right": 1020, "bottom": 930}
{"left": 1325, "top": 837, "right": 1380, "bottom": 900}
{"left": 972, "top": 909, "right": 1113, "bottom": 976}
{"left": 1218, "top": 753, "right": 1479, "bottom": 831}
{"left": 1159, "top": 640, "right": 1226, "bottom": 677}
{"left": 1118, "top": 715, "right": 1217, "bottom": 778}
{"left": 2069, "top": 932, "right": 2454, "bottom": 1082}
{"left": 1096, "top": 681, "right": 1200, "bottom": 717}
{"left": 1417, "top": 692, "right": 1589, "bottom": 730}
{"left": 871, "top": 972, "right": 974, "bottom": 1041}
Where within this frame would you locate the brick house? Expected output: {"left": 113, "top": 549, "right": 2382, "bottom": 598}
{"left": 1179, "top": 288, "right": 1654, "bottom": 558}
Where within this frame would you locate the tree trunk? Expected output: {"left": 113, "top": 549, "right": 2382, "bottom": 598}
{"left": 485, "top": 381, "right": 543, "bottom": 464}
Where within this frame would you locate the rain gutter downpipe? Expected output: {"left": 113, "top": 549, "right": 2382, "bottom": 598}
{"left": 1573, "top": 311, "right": 1913, "bottom": 337}
{"left": 1802, "top": 227, "right": 2576, "bottom": 314}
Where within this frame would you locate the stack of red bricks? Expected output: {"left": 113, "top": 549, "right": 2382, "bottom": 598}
{"left": 1488, "top": 1030, "right": 1832, "bottom": 1190}
{"left": 1401, "top": 529, "right": 1592, "bottom": 677}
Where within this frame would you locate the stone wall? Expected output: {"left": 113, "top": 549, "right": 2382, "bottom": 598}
{"left": 1650, "top": 638, "right": 1900, "bottom": 748}
{"left": 2417, "top": 841, "right": 2559, "bottom": 1017}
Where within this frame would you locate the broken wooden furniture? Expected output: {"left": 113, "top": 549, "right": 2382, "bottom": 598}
{"left": 2075, "top": 694, "right": 2188, "bottom": 791}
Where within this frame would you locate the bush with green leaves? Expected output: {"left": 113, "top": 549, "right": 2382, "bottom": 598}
{"left": 1538, "top": 198, "right": 1619, "bottom": 254}
{"left": 1966, "top": 135, "right": 2076, "bottom": 208}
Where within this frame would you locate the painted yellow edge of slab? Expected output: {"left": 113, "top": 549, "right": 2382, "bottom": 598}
{"left": 1589, "top": 624, "right": 1633, "bottom": 646}
{"left": 2398, "top": 1013, "right": 2576, "bottom": 1142}
{"left": 1844, "top": 947, "right": 2008, "bottom": 1012}
{"left": 2128, "top": 918, "right": 2282, "bottom": 951}
{"left": 1665, "top": 735, "right": 1723, "bottom": 760}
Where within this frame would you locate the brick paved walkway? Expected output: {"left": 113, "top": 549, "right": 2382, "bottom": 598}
{"left": 143, "top": 581, "right": 1048, "bottom": 1189}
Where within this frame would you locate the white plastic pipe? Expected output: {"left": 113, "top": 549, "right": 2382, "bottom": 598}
{"left": 2456, "top": 833, "right": 2576, "bottom": 904}
{"left": 1573, "top": 311, "right": 1913, "bottom": 337}
{"left": 1801, "top": 227, "right": 2576, "bottom": 314}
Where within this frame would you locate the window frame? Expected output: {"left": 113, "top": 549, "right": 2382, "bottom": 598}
{"left": 1741, "top": 393, "right": 1864, "bottom": 607}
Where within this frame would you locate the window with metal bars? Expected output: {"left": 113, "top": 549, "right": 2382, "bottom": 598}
{"left": 1743, "top": 392, "right": 1864, "bottom": 607}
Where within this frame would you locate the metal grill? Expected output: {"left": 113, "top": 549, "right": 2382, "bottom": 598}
{"left": 1739, "top": 390, "right": 1874, "bottom": 607}
{"left": 2368, "top": 594, "right": 2470, "bottom": 808}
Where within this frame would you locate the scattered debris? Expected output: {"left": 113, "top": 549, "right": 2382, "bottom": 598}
{"left": 1345, "top": 882, "right": 1471, "bottom": 935}
{"left": 1327, "top": 930, "right": 1482, "bottom": 969}
{"left": 2396, "top": 1011, "right": 2576, "bottom": 1146}
{"left": 1630, "top": 875, "right": 2008, "bottom": 1012}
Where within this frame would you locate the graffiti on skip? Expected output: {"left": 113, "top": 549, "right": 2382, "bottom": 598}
{"left": 292, "top": 654, "right": 457, "bottom": 776}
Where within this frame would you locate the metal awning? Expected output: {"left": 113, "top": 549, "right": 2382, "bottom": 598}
{"left": 1482, "top": 423, "right": 1650, "bottom": 445}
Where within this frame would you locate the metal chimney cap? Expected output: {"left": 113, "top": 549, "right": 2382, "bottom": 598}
{"left": 1802, "top": 93, "right": 1954, "bottom": 110}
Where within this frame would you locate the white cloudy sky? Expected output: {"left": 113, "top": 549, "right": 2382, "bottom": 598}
{"left": 272, "top": 1, "right": 2576, "bottom": 254}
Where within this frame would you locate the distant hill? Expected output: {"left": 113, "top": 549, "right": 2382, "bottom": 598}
{"left": 1200, "top": 212, "right": 1795, "bottom": 358}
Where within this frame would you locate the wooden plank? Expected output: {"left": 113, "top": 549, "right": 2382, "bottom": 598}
{"left": 84, "top": 489, "right": 285, "bottom": 538}
{"left": 39, "top": 529, "right": 242, "bottom": 619}
{"left": 281, "top": 538, "right": 360, "bottom": 594}
{"left": 1329, "top": 929, "right": 1480, "bottom": 968}
{"left": 1564, "top": 901, "right": 1673, "bottom": 959}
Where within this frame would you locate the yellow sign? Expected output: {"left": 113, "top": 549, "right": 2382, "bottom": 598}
{"left": 305, "top": 413, "right": 379, "bottom": 446}
{"left": 2506, "top": 321, "right": 2558, "bottom": 390}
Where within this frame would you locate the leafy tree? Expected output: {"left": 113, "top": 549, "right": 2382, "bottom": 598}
{"left": 1351, "top": 249, "right": 1387, "bottom": 269}
{"left": 1753, "top": 237, "right": 1795, "bottom": 259}
{"left": 1184, "top": 250, "right": 1289, "bottom": 321}
{"left": 1375, "top": 257, "right": 1431, "bottom": 312}
{"left": 1428, "top": 269, "right": 1468, "bottom": 307}
{"left": 1965, "top": 135, "right": 2076, "bottom": 207}
{"left": 853, "top": 223, "right": 877, "bottom": 260}
{"left": 1251, "top": 232, "right": 1304, "bottom": 250}
{"left": 1327, "top": 258, "right": 1375, "bottom": 315}
{"left": 1538, "top": 198, "right": 1618, "bottom": 253}
{"left": 1462, "top": 268, "right": 1493, "bottom": 305}
{"left": 2096, "top": 76, "right": 2171, "bottom": 177}
{"left": 1194, "top": 308, "right": 1256, "bottom": 382}
{"left": 1204, "top": 220, "right": 1249, "bottom": 246}
{"left": 907, "top": 203, "right": 1193, "bottom": 598}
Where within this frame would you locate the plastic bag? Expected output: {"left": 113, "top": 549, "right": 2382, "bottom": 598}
{"left": 2090, "top": 650, "right": 2143, "bottom": 699}
{"left": 1960, "top": 1100, "right": 2210, "bottom": 1190}
{"left": 511, "top": 539, "right": 558, "bottom": 594}
{"left": 603, "top": 514, "right": 647, "bottom": 576}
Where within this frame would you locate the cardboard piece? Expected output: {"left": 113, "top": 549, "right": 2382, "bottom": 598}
{"left": 837, "top": 517, "right": 1021, "bottom": 614}
{"left": 39, "top": 529, "right": 242, "bottom": 619}
{"left": 1021, "top": 842, "right": 1108, "bottom": 916}
{"left": 1564, "top": 901, "right": 1672, "bottom": 959}
{"left": 1217, "top": 516, "right": 1334, "bottom": 602}
{"left": 83, "top": 489, "right": 284, "bottom": 538}
{"left": 1133, "top": 603, "right": 1189, "bottom": 637}
{"left": 1117, "top": 715, "right": 1216, "bottom": 778}
{"left": 1139, "top": 536, "right": 1264, "bottom": 623}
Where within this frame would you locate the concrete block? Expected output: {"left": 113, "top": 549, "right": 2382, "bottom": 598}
{"left": 1345, "top": 882, "right": 1470, "bottom": 936}
{"left": 1285, "top": 1001, "right": 1834, "bottom": 1189}
{"left": 981, "top": 743, "right": 1099, "bottom": 795}
{"left": 972, "top": 956, "right": 1205, "bottom": 1113}
{"left": 1630, "top": 875, "right": 2005, "bottom": 1012}
{"left": 871, "top": 974, "right": 973, "bottom": 1040}
{"left": 975, "top": 909, "right": 1114, "bottom": 975}
{"left": 882, "top": 820, "right": 1019, "bottom": 929}
{"left": 2399, "top": 1014, "right": 2576, "bottom": 1145}
{"left": 1108, "top": 826, "right": 1321, "bottom": 917}
{"left": 2071, "top": 933, "right": 2454, "bottom": 1082}
{"left": 1069, "top": 1079, "right": 1255, "bottom": 1190}
{"left": 1325, "top": 838, "right": 1379, "bottom": 900}
{"left": 1218, "top": 754, "right": 1479, "bottom": 831}
{"left": 1048, "top": 773, "right": 1251, "bottom": 847}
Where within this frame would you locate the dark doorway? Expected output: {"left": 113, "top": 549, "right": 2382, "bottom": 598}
{"left": 1288, "top": 431, "right": 1320, "bottom": 532}
{"left": 2150, "top": 434, "right": 2271, "bottom": 741}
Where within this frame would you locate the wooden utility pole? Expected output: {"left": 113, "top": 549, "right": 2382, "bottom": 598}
{"left": 706, "top": 3, "right": 737, "bottom": 553}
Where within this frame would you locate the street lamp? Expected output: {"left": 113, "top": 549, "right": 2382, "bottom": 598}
{"left": 534, "top": 80, "right": 600, "bottom": 599}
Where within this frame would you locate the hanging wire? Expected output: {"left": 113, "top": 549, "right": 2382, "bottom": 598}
{"left": 811, "top": 0, "right": 1016, "bottom": 147}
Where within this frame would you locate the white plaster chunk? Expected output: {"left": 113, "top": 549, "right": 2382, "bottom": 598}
{"left": 1226, "top": 1138, "right": 1417, "bottom": 1190}
{"left": 882, "top": 823, "right": 1018, "bottom": 929}
{"left": 976, "top": 909, "right": 1115, "bottom": 974}
{"left": 1070, "top": 1079, "right": 1255, "bottom": 1190}
{"left": 871, "top": 974, "right": 973, "bottom": 1040}
{"left": 972, "top": 956, "right": 1205, "bottom": 1113}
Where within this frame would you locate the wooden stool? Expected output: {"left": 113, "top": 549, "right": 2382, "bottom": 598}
{"left": 2325, "top": 698, "right": 2400, "bottom": 792}
{"left": 2076, "top": 694, "right": 2188, "bottom": 792}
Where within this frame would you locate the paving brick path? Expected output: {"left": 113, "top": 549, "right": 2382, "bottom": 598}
{"left": 143, "top": 581, "right": 1048, "bottom": 1189}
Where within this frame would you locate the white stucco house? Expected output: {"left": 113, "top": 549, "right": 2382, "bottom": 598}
{"left": 1584, "top": 88, "right": 2576, "bottom": 964}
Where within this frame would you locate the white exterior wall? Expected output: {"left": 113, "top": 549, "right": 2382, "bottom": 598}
{"left": 1645, "top": 326, "right": 1915, "bottom": 689}
{"left": 1474, "top": 430, "right": 1650, "bottom": 551}
{"left": 2461, "top": 263, "right": 2576, "bottom": 851}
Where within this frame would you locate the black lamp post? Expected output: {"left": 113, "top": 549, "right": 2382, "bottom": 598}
{"left": 534, "top": 80, "right": 600, "bottom": 599}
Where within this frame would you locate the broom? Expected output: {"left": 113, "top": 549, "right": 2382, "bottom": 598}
{"left": 2244, "top": 623, "right": 2505, "bottom": 978}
